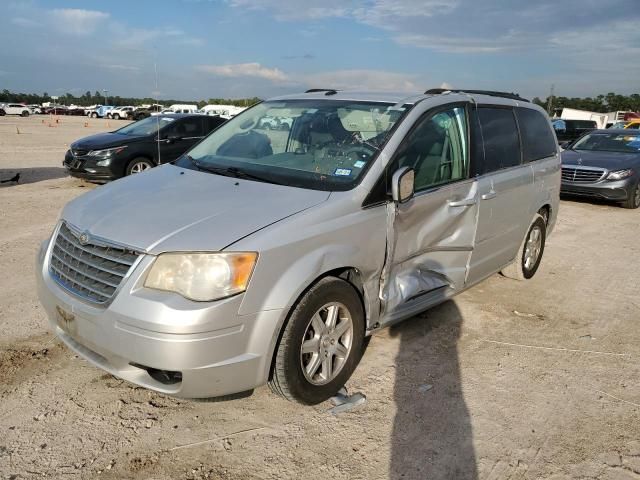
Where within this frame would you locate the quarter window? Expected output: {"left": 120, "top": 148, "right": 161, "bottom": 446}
{"left": 396, "top": 106, "right": 469, "bottom": 191}
{"left": 478, "top": 107, "right": 521, "bottom": 173}
{"left": 516, "top": 107, "right": 557, "bottom": 162}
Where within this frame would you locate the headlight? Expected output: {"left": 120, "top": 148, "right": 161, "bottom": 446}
{"left": 144, "top": 252, "right": 258, "bottom": 301}
{"left": 607, "top": 169, "right": 634, "bottom": 180}
{"left": 88, "top": 146, "right": 127, "bottom": 158}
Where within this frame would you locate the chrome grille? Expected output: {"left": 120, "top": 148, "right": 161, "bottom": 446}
{"left": 49, "top": 223, "right": 140, "bottom": 304}
{"left": 561, "top": 166, "right": 606, "bottom": 183}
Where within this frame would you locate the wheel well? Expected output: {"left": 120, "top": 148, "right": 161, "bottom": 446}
{"left": 538, "top": 204, "right": 551, "bottom": 225}
{"left": 267, "top": 267, "right": 366, "bottom": 381}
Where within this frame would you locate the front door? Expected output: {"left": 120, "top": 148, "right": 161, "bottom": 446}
{"left": 380, "top": 104, "right": 480, "bottom": 325}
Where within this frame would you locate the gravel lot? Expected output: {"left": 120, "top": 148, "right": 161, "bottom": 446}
{"left": 1, "top": 115, "right": 639, "bottom": 480}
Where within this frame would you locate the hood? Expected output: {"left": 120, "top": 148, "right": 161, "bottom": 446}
{"left": 72, "top": 132, "right": 147, "bottom": 150}
{"left": 61, "top": 164, "right": 330, "bottom": 253}
{"left": 561, "top": 149, "right": 640, "bottom": 170}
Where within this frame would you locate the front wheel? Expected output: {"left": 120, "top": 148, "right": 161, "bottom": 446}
{"left": 269, "top": 277, "right": 365, "bottom": 405}
{"left": 113, "top": 113, "right": 120, "bottom": 120}
{"left": 91, "top": 112, "right": 97, "bottom": 118}
{"left": 621, "top": 183, "right": 640, "bottom": 209}
{"left": 501, "top": 213, "right": 546, "bottom": 280}
{"left": 125, "top": 158, "right": 154, "bottom": 176}
{"left": 21, "top": 110, "right": 29, "bottom": 117}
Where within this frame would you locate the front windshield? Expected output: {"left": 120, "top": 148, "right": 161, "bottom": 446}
{"left": 115, "top": 116, "right": 177, "bottom": 136}
{"left": 573, "top": 132, "right": 640, "bottom": 153}
{"left": 183, "top": 99, "right": 409, "bottom": 190}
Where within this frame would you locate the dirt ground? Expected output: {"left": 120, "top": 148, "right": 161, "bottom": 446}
{"left": 0, "top": 115, "right": 638, "bottom": 480}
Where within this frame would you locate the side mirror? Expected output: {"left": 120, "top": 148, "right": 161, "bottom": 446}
{"left": 391, "top": 167, "right": 415, "bottom": 204}
{"left": 559, "top": 141, "right": 572, "bottom": 149}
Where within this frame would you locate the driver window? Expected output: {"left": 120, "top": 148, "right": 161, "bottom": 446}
{"left": 397, "top": 106, "right": 469, "bottom": 192}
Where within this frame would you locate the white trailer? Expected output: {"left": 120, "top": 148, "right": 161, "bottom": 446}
{"left": 559, "top": 108, "right": 608, "bottom": 129}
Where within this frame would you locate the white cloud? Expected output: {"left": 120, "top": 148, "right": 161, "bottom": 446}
{"left": 393, "top": 33, "right": 511, "bottom": 53}
{"left": 11, "top": 17, "right": 41, "bottom": 28}
{"left": 50, "top": 8, "right": 110, "bottom": 36}
{"left": 196, "top": 63, "right": 289, "bottom": 82}
{"left": 301, "top": 69, "right": 422, "bottom": 92}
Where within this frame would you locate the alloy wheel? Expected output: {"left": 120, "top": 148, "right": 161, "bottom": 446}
{"left": 523, "top": 226, "right": 543, "bottom": 271}
{"left": 300, "top": 302, "right": 353, "bottom": 386}
{"left": 130, "top": 162, "right": 152, "bottom": 174}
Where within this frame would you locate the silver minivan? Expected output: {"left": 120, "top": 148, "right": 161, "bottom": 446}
{"left": 36, "top": 89, "right": 560, "bottom": 404}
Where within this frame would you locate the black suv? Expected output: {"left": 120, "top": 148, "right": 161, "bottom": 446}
{"left": 552, "top": 119, "right": 597, "bottom": 143}
{"left": 64, "top": 114, "right": 226, "bottom": 181}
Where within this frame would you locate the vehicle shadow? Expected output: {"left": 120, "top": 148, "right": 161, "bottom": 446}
{"left": 0, "top": 167, "right": 68, "bottom": 187}
{"left": 559, "top": 194, "right": 621, "bottom": 209}
{"left": 388, "top": 300, "right": 477, "bottom": 479}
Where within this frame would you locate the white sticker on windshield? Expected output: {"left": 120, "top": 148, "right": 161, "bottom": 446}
{"left": 353, "top": 160, "right": 366, "bottom": 168}
{"left": 334, "top": 168, "right": 352, "bottom": 176}
{"left": 161, "top": 117, "right": 175, "bottom": 122}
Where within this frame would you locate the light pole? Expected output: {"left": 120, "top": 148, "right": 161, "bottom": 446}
{"left": 102, "top": 89, "right": 108, "bottom": 106}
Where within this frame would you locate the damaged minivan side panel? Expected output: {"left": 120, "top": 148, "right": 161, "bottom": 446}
{"left": 376, "top": 102, "right": 479, "bottom": 324}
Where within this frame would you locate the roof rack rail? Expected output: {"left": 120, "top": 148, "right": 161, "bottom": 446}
{"left": 424, "top": 88, "right": 529, "bottom": 102}
{"left": 305, "top": 88, "right": 339, "bottom": 96}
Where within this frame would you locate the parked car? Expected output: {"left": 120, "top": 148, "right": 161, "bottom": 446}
{"left": 28, "top": 104, "right": 43, "bottom": 114}
{"left": 89, "top": 106, "right": 114, "bottom": 118}
{"left": 107, "top": 106, "right": 135, "bottom": 120}
{"left": 560, "top": 129, "right": 640, "bottom": 208}
{"left": 258, "top": 115, "right": 292, "bottom": 130}
{"left": 609, "top": 120, "right": 640, "bottom": 130}
{"left": 132, "top": 104, "right": 164, "bottom": 121}
{"left": 37, "top": 89, "right": 559, "bottom": 404}
{"left": 4, "top": 103, "right": 31, "bottom": 116}
{"left": 44, "top": 105, "right": 69, "bottom": 115}
{"left": 62, "top": 114, "right": 226, "bottom": 181}
{"left": 0, "top": 107, "right": 5, "bottom": 116}
{"left": 552, "top": 119, "right": 597, "bottom": 143}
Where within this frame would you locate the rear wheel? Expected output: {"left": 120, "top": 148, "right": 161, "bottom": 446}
{"left": 91, "top": 112, "right": 97, "bottom": 118}
{"left": 21, "top": 110, "right": 29, "bottom": 117}
{"left": 125, "top": 158, "right": 154, "bottom": 176}
{"left": 621, "top": 183, "right": 640, "bottom": 209}
{"left": 501, "top": 213, "right": 546, "bottom": 280}
{"left": 269, "top": 277, "right": 365, "bottom": 405}
{"left": 113, "top": 113, "right": 120, "bottom": 120}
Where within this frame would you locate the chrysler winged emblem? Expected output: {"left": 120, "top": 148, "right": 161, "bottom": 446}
{"left": 78, "top": 232, "right": 90, "bottom": 245}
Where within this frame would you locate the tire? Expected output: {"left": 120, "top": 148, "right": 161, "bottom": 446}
{"left": 91, "top": 112, "right": 97, "bottom": 118}
{"left": 501, "top": 213, "right": 546, "bottom": 281}
{"left": 21, "top": 110, "right": 29, "bottom": 117}
{"left": 125, "top": 158, "right": 154, "bottom": 176}
{"left": 621, "top": 183, "right": 640, "bottom": 209}
{"left": 113, "top": 113, "right": 120, "bottom": 120}
{"left": 269, "top": 277, "right": 365, "bottom": 405}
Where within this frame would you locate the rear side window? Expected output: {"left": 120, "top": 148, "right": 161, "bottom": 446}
{"left": 478, "top": 107, "right": 521, "bottom": 173}
{"left": 516, "top": 107, "right": 557, "bottom": 162}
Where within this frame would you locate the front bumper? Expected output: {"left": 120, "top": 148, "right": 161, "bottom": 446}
{"left": 63, "top": 150, "right": 120, "bottom": 181}
{"left": 561, "top": 177, "right": 636, "bottom": 202}
{"left": 35, "top": 236, "right": 284, "bottom": 398}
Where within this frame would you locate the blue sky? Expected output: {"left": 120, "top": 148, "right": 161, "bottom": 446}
{"left": 1, "top": 0, "right": 639, "bottom": 101}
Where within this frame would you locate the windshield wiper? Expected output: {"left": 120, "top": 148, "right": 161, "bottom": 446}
{"left": 188, "top": 157, "right": 285, "bottom": 185}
